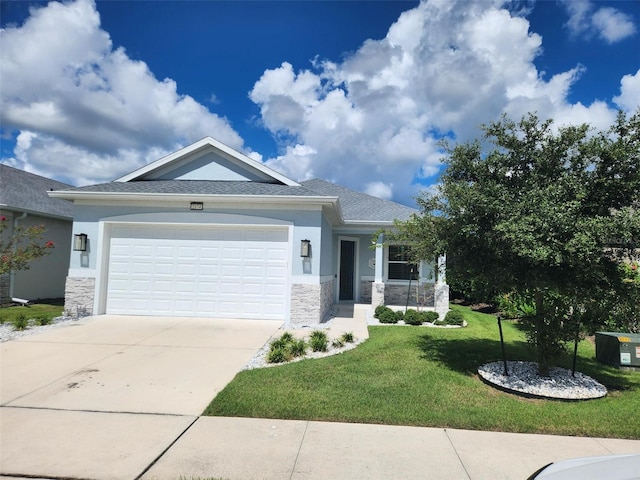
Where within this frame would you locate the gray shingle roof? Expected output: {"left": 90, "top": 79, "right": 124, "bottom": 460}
{"left": 301, "top": 179, "right": 417, "bottom": 222}
{"left": 54, "top": 178, "right": 417, "bottom": 223}
{"left": 0, "top": 165, "right": 73, "bottom": 219}
{"left": 63, "top": 180, "right": 314, "bottom": 196}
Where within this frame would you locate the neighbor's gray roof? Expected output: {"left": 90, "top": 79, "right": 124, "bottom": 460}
{"left": 0, "top": 164, "right": 73, "bottom": 219}
{"left": 301, "top": 179, "right": 417, "bottom": 222}
{"left": 55, "top": 178, "right": 417, "bottom": 223}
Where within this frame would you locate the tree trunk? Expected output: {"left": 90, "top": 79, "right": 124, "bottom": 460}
{"left": 534, "top": 290, "right": 550, "bottom": 376}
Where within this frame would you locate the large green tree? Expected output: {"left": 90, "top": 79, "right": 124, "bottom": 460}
{"left": 393, "top": 110, "right": 640, "bottom": 375}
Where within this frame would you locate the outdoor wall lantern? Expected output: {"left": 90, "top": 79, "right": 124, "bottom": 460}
{"left": 73, "top": 233, "right": 88, "bottom": 252}
{"left": 300, "top": 239, "right": 311, "bottom": 258}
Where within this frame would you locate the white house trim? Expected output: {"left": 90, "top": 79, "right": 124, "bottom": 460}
{"left": 114, "top": 137, "right": 300, "bottom": 186}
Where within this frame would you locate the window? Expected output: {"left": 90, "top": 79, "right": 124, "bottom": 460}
{"left": 387, "top": 245, "right": 418, "bottom": 280}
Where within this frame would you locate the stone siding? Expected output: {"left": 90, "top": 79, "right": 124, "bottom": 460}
{"left": 383, "top": 283, "right": 434, "bottom": 307}
{"left": 320, "top": 279, "right": 335, "bottom": 323}
{"left": 360, "top": 280, "right": 372, "bottom": 303}
{"left": 290, "top": 279, "right": 335, "bottom": 328}
{"left": 64, "top": 277, "right": 95, "bottom": 317}
{"left": 0, "top": 275, "right": 9, "bottom": 305}
{"left": 371, "top": 282, "right": 385, "bottom": 307}
{"left": 434, "top": 283, "right": 450, "bottom": 317}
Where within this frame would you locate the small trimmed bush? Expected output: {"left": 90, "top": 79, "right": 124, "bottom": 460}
{"left": 309, "top": 330, "right": 328, "bottom": 352}
{"left": 374, "top": 305, "right": 390, "bottom": 318}
{"left": 332, "top": 338, "right": 345, "bottom": 348}
{"left": 404, "top": 309, "right": 423, "bottom": 326}
{"left": 377, "top": 308, "right": 398, "bottom": 324}
{"left": 394, "top": 310, "right": 405, "bottom": 323}
{"left": 424, "top": 311, "right": 439, "bottom": 323}
{"left": 443, "top": 310, "right": 465, "bottom": 326}
{"left": 12, "top": 313, "right": 29, "bottom": 331}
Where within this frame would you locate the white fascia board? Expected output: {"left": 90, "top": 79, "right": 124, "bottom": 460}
{"left": 48, "top": 190, "right": 342, "bottom": 220}
{"left": 114, "top": 137, "right": 300, "bottom": 186}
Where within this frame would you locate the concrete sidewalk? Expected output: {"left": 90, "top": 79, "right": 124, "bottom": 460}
{"left": 141, "top": 417, "right": 640, "bottom": 480}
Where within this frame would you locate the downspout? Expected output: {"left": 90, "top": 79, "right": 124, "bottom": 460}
{"left": 9, "top": 212, "right": 27, "bottom": 299}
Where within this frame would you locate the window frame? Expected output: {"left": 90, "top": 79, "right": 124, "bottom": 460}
{"left": 385, "top": 244, "right": 418, "bottom": 281}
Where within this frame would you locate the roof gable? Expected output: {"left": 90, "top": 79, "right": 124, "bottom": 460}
{"left": 0, "top": 165, "right": 73, "bottom": 219}
{"left": 116, "top": 137, "right": 299, "bottom": 186}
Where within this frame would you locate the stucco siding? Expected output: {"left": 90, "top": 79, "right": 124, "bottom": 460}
{"left": 1, "top": 212, "right": 72, "bottom": 301}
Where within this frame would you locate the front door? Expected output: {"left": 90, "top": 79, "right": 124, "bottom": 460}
{"left": 339, "top": 240, "right": 356, "bottom": 301}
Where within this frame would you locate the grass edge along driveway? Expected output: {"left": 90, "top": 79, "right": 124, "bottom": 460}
{"left": 204, "top": 306, "right": 640, "bottom": 439}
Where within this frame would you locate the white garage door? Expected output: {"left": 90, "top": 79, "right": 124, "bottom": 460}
{"left": 106, "top": 225, "right": 289, "bottom": 319}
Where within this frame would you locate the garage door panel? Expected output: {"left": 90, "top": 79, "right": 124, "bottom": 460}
{"left": 106, "top": 225, "right": 288, "bottom": 319}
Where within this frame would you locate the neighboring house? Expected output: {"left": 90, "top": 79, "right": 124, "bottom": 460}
{"left": 50, "top": 137, "right": 448, "bottom": 326}
{"left": 0, "top": 165, "right": 73, "bottom": 303}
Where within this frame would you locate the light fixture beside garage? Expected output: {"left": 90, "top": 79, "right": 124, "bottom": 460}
{"left": 73, "top": 233, "right": 88, "bottom": 251}
{"left": 190, "top": 202, "right": 204, "bottom": 211}
{"left": 300, "top": 239, "right": 311, "bottom": 257}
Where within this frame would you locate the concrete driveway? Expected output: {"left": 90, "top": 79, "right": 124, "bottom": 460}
{"left": 0, "top": 314, "right": 282, "bottom": 479}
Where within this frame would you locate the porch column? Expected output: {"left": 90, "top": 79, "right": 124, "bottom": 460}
{"left": 434, "top": 253, "right": 449, "bottom": 318}
{"left": 372, "top": 234, "right": 385, "bottom": 306}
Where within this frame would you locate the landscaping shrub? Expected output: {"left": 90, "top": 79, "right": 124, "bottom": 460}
{"left": 288, "top": 339, "right": 307, "bottom": 358}
{"left": 424, "top": 311, "right": 439, "bottom": 323}
{"left": 35, "top": 315, "right": 53, "bottom": 326}
{"left": 267, "top": 346, "right": 290, "bottom": 364}
{"left": 332, "top": 337, "right": 345, "bottom": 348}
{"left": 404, "top": 309, "right": 423, "bottom": 326}
{"left": 270, "top": 337, "right": 289, "bottom": 350}
{"left": 374, "top": 305, "right": 390, "bottom": 318}
{"left": 377, "top": 308, "right": 398, "bottom": 324}
{"left": 279, "top": 331, "right": 295, "bottom": 343}
{"left": 394, "top": 310, "right": 405, "bottom": 323}
{"left": 309, "top": 330, "right": 328, "bottom": 352}
{"left": 12, "top": 313, "right": 29, "bottom": 331}
{"left": 443, "top": 310, "right": 465, "bottom": 326}
{"left": 341, "top": 332, "right": 354, "bottom": 343}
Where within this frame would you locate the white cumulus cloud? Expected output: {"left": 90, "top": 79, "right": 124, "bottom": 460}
{"left": 249, "top": 0, "right": 627, "bottom": 205}
{"left": 0, "top": 0, "right": 243, "bottom": 185}
{"left": 614, "top": 69, "right": 640, "bottom": 112}
{"left": 561, "top": 0, "right": 636, "bottom": 44}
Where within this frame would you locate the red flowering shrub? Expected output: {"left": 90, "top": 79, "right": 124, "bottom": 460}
{"left": 0, "top": 216, "right": 55, "bottom": 275}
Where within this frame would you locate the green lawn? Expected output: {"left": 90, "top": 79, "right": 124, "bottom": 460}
{"left": 0, "top": 302, "right": 64, "bottom": 324}
{"left": 204, "top": 305, "right": 640, "bottom": 439}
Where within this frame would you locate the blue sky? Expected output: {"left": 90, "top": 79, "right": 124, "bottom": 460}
{"left": 1, "top": 0, "right": 639, "bottom": 206}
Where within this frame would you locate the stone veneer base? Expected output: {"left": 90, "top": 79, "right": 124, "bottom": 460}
{"left": 289, "top": 279, "right": 335, "bottom": 328}
{"left": 64, "top": 277, "right": 95, "bottom": 317}
{"left": 0, "top": 275, "right": 9, "bottom": 305}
